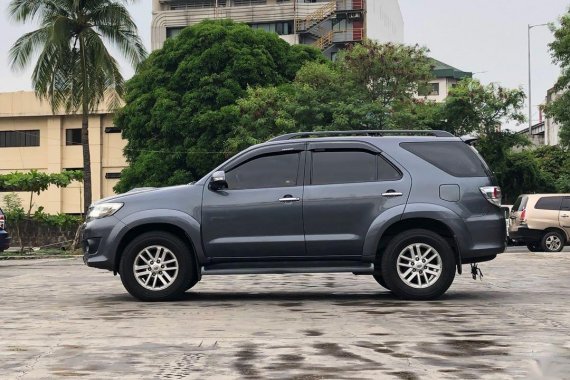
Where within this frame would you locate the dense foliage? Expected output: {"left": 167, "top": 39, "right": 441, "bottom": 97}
{"left": 1, "top": 170, "right": 83, "bottom": 252}
{"left": 115, "top": 20, "right": 324, "bottom": 192}
{"left": 545, "top": 9, "right": 570, "bottom": 147}
{"left": 115, "top": 21, "right": 568, "bottom": 202}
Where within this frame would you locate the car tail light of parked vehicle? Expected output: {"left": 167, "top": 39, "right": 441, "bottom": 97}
{"left": 519, "top": 208, "right": 527, "bottom": 224}
{"left": 0, "top": 214, "right": 4, "bottom": 230}
{"left": 480, "top": 186, "right": 502, "bottom": 207}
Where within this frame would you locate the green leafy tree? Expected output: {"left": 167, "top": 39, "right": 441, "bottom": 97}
{"left": 546, "top": 9, "right": 570, "bottom": 147}
{"left": 338, "top": 41, "right": 433, "bottom": 107}
{"left": 228, "top": 41, "right": 434, "bottom": 151}
{"left": 9, "top": 0, "right": 147, "bottom": 213}
{"left": 441, "top": 79, "right": 526, "bottom": 136}
{"left": 1, "top": 171, "right": 83, "bottom": 251}
{"left": 500, "top": 150, "right": 554, "bottom": 203}
{"left": 115, "top": 20, "right": 323, "bottom": 192}
{"left": 0, "top": 170, "right": 83, "bottom": 216}
{"left": 531, "top": 145, "right": 570, "bottom": 192}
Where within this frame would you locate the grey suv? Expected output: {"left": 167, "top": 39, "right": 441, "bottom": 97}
{"left": 83, "top": 130, "right": 506, "bottom": 301}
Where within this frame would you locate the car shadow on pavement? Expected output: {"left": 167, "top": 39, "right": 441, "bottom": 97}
{"left": 96, "top": 290, "right": 508, "bottom": 304}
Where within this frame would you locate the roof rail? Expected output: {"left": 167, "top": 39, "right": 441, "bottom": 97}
{"left": 269, "top": 130, "right": 454, "bottom": 142}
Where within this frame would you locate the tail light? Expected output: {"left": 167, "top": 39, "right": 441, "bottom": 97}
{"left": 520, "top": 208, "right": 527, "bottom": 224}
{"left": 0, "top": 214, "right": 4, "bottom": 229}
{"left": 480, "top": 186, "right": 502, "bottom": 206}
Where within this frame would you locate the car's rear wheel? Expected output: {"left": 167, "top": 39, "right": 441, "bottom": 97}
{"left": 381, "top": 229, "right": 455, "bottom": 300}
{"left": 527, "top": 243, "right": 541, "bottom": 252}
{"left": 540, "top": 231, "right": 565, "bottom": 253}
{"left": 372, "top": 274, "right": 390, "bottom": 290}
{"left": 119, "top": 231, "right": 197, "bottom": 301}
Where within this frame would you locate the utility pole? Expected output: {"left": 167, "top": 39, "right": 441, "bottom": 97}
{"left": 528, "top": 23, "right": 549, "bottom": 138}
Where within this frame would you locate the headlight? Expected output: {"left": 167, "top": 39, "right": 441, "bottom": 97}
{"left": 87, "top": 203, "right": 123, "bottom": 220}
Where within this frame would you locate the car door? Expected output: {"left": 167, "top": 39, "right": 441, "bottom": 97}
{"left": 302, "top": 141, "right": 411, "bottom": 258}
{"left": 560, "top": 197, "right": 570, "bottom": 240}
{"left": 202, "top": 143, "right": 306, "bottom": 259}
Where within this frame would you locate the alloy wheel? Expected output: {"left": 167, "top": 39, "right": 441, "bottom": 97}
{"left": 396, "top": 243, "right": 442, "bottom": 289}
{"left": 545, "top": 235, "right": 562, "bottom": 252}
{"left": 133, "top": 245, "right": 179, "bottom": 291}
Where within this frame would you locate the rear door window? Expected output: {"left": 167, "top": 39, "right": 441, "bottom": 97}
{"left": 535, "top": 196, "right": 563, "bottom": 211}
{"left": 400, "top": 141, "right": 488, "bottom": 177}
{"left": 311, "top": 150, "right": 376, "bottom": 185}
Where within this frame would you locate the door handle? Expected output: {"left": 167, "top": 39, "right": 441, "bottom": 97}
{"left": 279, "top": 196, "right": 300, "bottom": 202}
{"left": 382, "top": 191, "right": 403, "bottom": 197}
{"left": 562, "top": 214, "right": 569, "bottom": 218}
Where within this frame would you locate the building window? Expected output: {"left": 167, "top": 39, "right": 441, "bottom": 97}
{"left": 419, "top": 82, "right": 440, "bottom": 96}
{"left": 105, "top": 172, "right": 122, "bottom": 179}
{"left": 66, "top": 129, "right": 82, "bottom": 146}
{"left": 105, "top": 127, "right": 121, "bottom": 134}
{"left": 166, "top": 27, "right": 184, "bottom": 39}
{"left": 0, "top": 130, "right": 40, "bottom": 148}
{"left": 250, "top": 21, "right": 294, "bottom": 35}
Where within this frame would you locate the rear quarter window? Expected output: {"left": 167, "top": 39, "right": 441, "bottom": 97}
{"left": 400, "top": 141, "right": 488, "bottom": 177}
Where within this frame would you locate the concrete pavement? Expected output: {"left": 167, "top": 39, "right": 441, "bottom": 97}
{"left": 1, "top": 249, "right": 569, "bottom": 379}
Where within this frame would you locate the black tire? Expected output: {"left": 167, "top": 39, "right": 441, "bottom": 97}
{"left": 372, "top": 274, "right": 390, "bottom": 290}
{"left": 119, "top": 231, "right": 197, "bottom": 301}
{"left": 381, "top": 229, "right": 456, "bottom": 300}
{"left": 527, "top": 243, "right": 541, "bottom": 252}
{"left": 540, "top": 231, "right": 565, "bottom": 253}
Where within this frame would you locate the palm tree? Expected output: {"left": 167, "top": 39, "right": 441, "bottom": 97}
{"left": 9, "top": 0, "right": 147, "bottom": 214}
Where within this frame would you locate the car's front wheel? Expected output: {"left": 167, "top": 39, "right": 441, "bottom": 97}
{"left": 119, "top": 231, "right": 197, "bottom": 301}
{"left": 540, "top": 231, "right": 565, "bottom": 253}
{"left": 381, "top": 229, "right": 456, "bottom": 300}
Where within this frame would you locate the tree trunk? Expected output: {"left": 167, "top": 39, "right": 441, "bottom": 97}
{"left": 80, "top": 35, "right": 92, "bottom": 216}
{"left": 82, "top": 107, "right": 92, "bottom": 216}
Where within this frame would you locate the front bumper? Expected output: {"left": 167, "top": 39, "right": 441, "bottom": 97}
{"left": 82, "top": 216, "right": 127, "bottom": 271}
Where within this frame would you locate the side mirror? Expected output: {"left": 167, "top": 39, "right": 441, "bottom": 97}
{"left": 209, "top": 170, "right": 228, "bottom": 191}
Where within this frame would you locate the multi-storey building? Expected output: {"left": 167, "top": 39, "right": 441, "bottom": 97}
{"left": 0, "top": 92, "right": 126, "bottom": 214}
{"left": 151, "top": 0, "right": 404, "bottom": 59}
{"left": 419, "top": 59, "right": 472, "bottom": 103}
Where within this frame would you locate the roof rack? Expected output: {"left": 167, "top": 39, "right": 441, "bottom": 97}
{"left": 269, "top": 130, "right": 454, "bottom": 142}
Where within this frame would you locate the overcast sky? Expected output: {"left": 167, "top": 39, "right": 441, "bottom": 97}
{"left": 0, "top": 0, "right": 568, "bottom": 130}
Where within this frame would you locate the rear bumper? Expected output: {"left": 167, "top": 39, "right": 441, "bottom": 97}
{"left": 509, "top": 227, "right": 543, "bottom": 243}
{"left": 460, "top": 211, "right": 506, "bottom": 262}
{"left": 0, "top": 230, "right": 11, "bottom": 252}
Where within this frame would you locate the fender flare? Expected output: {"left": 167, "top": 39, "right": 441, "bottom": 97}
{"left": 112, "top": 209, "right": 204, "bottom": 271}
{"left": 363, "top": 203, "right": 471, "bottom": 269}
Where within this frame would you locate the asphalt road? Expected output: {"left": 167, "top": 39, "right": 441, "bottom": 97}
{"left": 1, "top": 248, "right": 569, "bottom": 379}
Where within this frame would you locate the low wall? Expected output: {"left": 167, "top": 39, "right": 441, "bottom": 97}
{"left": 9, "top": 219, "right": 81, "bottom": 249}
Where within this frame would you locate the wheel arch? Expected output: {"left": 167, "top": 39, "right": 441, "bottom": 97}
{"left": 374, "top": 217, "right": 462, "bottom": 274}
{"left": 543, "top": 227, "right": 568, "bottom": 243}
{"left": 113, "top": 211, "right": 203, "bottom": 276}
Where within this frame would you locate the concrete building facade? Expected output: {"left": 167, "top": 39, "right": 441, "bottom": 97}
{"left": 419, "top": 59, "right": 472, "bottom": 103}
{"left": 0, "top": 92, "right": 126, "bottom": 214}
{"left": 151, "top": 0, "right": 404, "bottom": 59}
{"left": 544, "top": 87, "right": 562, "bottom": 146}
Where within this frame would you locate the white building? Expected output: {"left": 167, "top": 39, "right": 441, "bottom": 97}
{"left": 545, "top": 87, "right": 562, "bottom": 146}
{"left": 419, "top": 59, "right": 472, "bottom": 103}
{"left": 151, "top": 0, "right": 404, "bottom": 59}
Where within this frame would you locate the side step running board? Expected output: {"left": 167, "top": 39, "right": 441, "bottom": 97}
{"left": 201, "top": 263, "right": 374, "bottom": 276}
